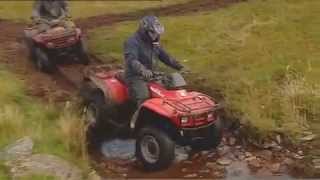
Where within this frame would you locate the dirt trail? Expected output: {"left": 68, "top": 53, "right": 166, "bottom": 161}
{"left": 77, "top": 0, "right": 244, "bottom": 30}
{"left": 0, "top": 0, "right": 305, "bottom": 179}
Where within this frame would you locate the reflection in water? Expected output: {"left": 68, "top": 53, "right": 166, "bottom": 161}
{"left": 226, "top": 161, "right": 294, "bottom": 180}
{"left": 100, "top": 139, "right": 295, "bottom": 180}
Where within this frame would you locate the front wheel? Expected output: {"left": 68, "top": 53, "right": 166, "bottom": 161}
{"left": 136, "top": 127, "right": 175, "bottom": 171}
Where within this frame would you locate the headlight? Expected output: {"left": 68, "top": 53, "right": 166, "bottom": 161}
{"left": 181, "top": 116, "right": 189, "bottom": 124}
{"left": 207, "top": 112, "right": 214, "bottom": 121}
{"left": 47, "top": 42, "right": 54, "bottom": 48}
{"left": 68, "top": 37, "right": 76, "bottom": 43}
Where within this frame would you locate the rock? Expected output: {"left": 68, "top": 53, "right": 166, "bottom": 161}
{"left": 276, "top": 135, "right": 282, "bottom": 144}
{"left": 248, "top": 158, "right": 261, "bottom": 169}
{"left": 257, "top": 150, "right": 273, "bottom": 161}
{"left": 270, "top": 163, "right": 281, "bottom": 173}
{"left": 228, "top": 137, "right": 237, "bottom": 146}
{"left": 212, "top": 170, "right": 225, "bottom": 178}
{"left": 292, "top": 153, "right": 304, "bottom": 160}
{"left": 181, "top": 168, "right": 188, "bottom": 172}
{"left": 283, "top": 158, "right": 294, "bottom": 166}
{"left": 1, "top": 137, "right": 33, "bottom": 161}
{"left": 87, "top": 170, "right": 102, "bottom": 180}
{"left": 206, "top": 162, "right": 216, "bottom": 169}
{"left": 245, "top": 152, "right": 253, "bottom": 157}
{"left": 235, "top": 145, "right": 242, "bottom": 149}
{"left": 297, "top": 150, "right": 304, "bottom": 156}
{"left": 184, "top": 173, "right": 198, "bottom": 178}
{"left": 198, "top": 169, "right": 210, "bottom": 173}
{"left": 7, "top": 154, "right": 82, "bottom": 180}
{"left": 300, "top": 134, "right": 316, "bottom": 142}
{"left": 218, "top": 145, "right": 231, "bottom": 156}
{"left": 217, "top": 158, "right": 232, "bottom": 166}
{"left": 312, "top": 159, "right": 320, "bottom": 169}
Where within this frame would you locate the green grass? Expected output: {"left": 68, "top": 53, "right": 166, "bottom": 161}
{"left": 88, "top": 0, "right": 320, "bottom": 140}
{"left": 0, "top": 66, "right": 89, "bottom": 179}
{"left": 0, "top": 0, "right": 189, "bottom": 22}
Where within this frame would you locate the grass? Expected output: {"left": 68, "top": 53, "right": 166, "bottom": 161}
{"left": 0, "top": 0, "right": 189, "bottom": 22}
{"left": 0, "top": 66, "right": 89, "bottom": 179}
{"left": 88, "top": 0, "right": 320, "bottom": 141}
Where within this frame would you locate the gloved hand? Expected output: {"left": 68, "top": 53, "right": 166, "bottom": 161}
{"left": 141, "top": 69, "right": 153, "bottom": 80}
{"left": 175, "top": 62, "right": 184, "bottom": 71}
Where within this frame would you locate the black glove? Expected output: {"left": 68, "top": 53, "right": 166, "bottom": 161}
{"left": 175, "top": 62, "right": 184, "bottom": 71}
{"left": 141, "top": 69, "right": 153, "bottom": 80}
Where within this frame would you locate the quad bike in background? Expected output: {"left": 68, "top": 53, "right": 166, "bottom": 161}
{"left": 80, "top": 65, "right": 223, "bottom": 171}
{"left": 24, "top": 19, "right": 89, "bottom": 73}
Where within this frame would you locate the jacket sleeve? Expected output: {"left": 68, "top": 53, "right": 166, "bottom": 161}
{"left": 124, "top": 40, "right": 148, "bottom": 76}
{"left": 157, "top": 47, "right": 183, "bottom": 70}
{"left": 31, "top": 0, "right": 41, "bottom": 20}
{"left": 61, "top": 0, "right": 70, "bottom": 17}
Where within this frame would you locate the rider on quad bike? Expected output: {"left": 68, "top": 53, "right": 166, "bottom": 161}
{"left": 31, "top": 0, "right": 73, "bottom": 34}
{"left": 124, "top": 16, "right": 184, "bottom": 107}
{"left": 24, "top": 0, "right": 89, "bottom": 73}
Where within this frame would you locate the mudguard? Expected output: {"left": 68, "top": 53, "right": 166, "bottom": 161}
{"left": 130, "top": 98, "right": 180, "bottom": 129}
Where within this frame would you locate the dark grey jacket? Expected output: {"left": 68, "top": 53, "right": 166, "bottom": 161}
{"left": 32, "top": 0, "right": 69, "bottom": 21}
{"left": 124, "top": 30, "right": 182, "bottom": 79}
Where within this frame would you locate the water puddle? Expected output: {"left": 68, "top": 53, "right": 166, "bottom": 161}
{"left": 99, "top": 139, "right": 296, "bottom": 179}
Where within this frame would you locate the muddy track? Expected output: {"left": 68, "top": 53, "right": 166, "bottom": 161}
{"left": 0, "top": 0, "right": 244, "bottom": 102}
{"left": 0, "top": 1, "right": 303, "bottom": 179}
{"left": 77, "top": 0, "right": 245, "bottom": 30}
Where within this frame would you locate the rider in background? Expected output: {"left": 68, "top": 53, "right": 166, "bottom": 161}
{"left": 31, "top": 0, "right": 74, "bottom": 33}
{"left": 124, "top": 16, "right": 184, "bottom": 107}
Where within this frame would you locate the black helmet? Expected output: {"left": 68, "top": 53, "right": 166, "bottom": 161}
{"left": 139, "top": 16, "right": 164, "bottom": 42}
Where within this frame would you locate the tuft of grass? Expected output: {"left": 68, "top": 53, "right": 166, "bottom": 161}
{"left": 0, "top": 67, "right": 90, "bottom": 178}
{"left": 88, "top": 0, "right": 320, "bottom": 140}
{"left": 0, "top": 0, "right": 189, "bottom": 22}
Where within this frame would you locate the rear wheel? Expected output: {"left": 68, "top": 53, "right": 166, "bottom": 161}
{"left": 75, "top": 38, "right": 89, "bottom": 65}
{"left": 34, "top": 47, "right": 55, "bottom": 73}
{"left": 136, "top": 127, "right": 175, "bottom": 171}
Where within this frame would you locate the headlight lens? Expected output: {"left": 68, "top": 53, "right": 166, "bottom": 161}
{"left": 207, "top": 112, "right": 214, "bottom": 121}
{"left": 47, "top": 42, "right": 54, "bottom": 48}
{"left": 181, "top": 116, "right": 189, "bottom": 124}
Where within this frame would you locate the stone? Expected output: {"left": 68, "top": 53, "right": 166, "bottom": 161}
{"left": 300, "top": 134, "right": 316, "bottom": 142}
{"left": 248, "top": 158, "right": 261, "bottom": 169}
{"left": 7, "top": 154, "right": 82, "bottom": 180}
{"left": 276, "top": 135, "right": 282, "bottom": 144}
{"left": 270, "top": 163, "right": 281, "bottom": 173}
{"left": 217, "top": 158, "right": 232, "bottom": 166}
{"left": 245, "top": 152, "right": 253, "bottom": 157}
{"left": 218, "top": 145, "right": 231, "bottom": 156}
{"left": 181, "top": 168, "right": 188, "bottom": 172}
{"left": 1, "top": 137, "right": 33, "bottom": 161}
{"left": 198, "top": 169, "right": 210, "bottom": 173}
{"left": 228, "top": 137, "right": 237, "bottom": 146}
{"left": 184, "top": 173, "right": 198, "bottom": 178}
{"left": 87, "top": 170, "right": 102, "bottom": 180}
{"left": 206, "top": 162, "right": 216, "bottom": 169}
{"left": 297, "top": 150, "right": 304, "bottom": 156}
{"left": 257, "top": 150, "right": 273, "bottom": 161}
{"left": 283, "top": 158, "right": 294, "bottom": 166}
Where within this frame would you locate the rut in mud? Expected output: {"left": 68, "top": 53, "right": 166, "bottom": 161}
{"left": 77, "top": 0, "right": 245, "bottom": 30}
{"left": 0, "top": 0, "right": 306, "bottom": 179}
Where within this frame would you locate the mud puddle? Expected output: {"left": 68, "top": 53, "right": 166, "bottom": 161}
{"left": 96, "top": 137, "right": 296, "bottom": 179}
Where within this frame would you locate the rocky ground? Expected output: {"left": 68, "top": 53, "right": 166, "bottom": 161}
{"left": 0, "top": 0, "right": 319, "bottom": 179}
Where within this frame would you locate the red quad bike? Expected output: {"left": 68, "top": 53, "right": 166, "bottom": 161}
{"left": 24, "top": 20, "right": 89, "bottom": 73}
{"left": 81, "top": 65, "right": 222, "bottom": 171}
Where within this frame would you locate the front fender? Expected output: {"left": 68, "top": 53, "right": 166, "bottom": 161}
{"left": 130, "top": 98, "right": 180, "bottom": 129}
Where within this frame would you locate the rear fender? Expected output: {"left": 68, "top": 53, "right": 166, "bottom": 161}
{"left": 87, "top": 76, "right": 110, "bottom": 103}
{"left": 130, "top": 98, "right": 179, "bottom": 129}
